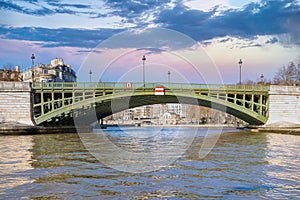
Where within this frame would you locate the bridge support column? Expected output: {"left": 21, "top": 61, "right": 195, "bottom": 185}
{"left": 265, "top": 85, "right": 300, "bottom": 127}
{"left": 0, "top": 82, "right": 35, "bottom": 126}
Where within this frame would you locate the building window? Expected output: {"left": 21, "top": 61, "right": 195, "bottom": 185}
{"left": 43, "top": 69, "right": 48, "bottom": 74}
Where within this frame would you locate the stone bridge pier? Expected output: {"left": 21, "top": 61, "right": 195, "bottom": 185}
{"left": 0, "top": 82, "right": 35, "bottom": 126}
{"left": 265, "top": 85, "right": 300, "bottom": 127}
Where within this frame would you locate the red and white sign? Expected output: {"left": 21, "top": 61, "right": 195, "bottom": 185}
{"left": 155, "top": 86, "right": 164, "bottom": 95}
{"left": 126, "top": 82, "right": 132, "bottom": 88}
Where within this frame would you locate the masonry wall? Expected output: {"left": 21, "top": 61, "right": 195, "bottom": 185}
{"left": 0, "top": 82, "right": 35, "bottom": 126}
{"left": 1, "top": 82, "right": 300, "bottom": 127}
{"left": 266, "top": 85, "right": 300, "bottom": 127}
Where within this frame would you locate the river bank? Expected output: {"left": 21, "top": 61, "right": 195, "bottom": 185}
{"left": 1, "top": 122, "right": 300, "bottom": 135}
{"left": 0, "top": 122, "right": 89, "bottom": 135}
{"left": 251, "top": 127, "right": 300, "bottom": 135}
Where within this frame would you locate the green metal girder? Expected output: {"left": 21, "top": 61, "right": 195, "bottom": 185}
{"left": 32, "top": 82, "right": 269, "bottom": 125}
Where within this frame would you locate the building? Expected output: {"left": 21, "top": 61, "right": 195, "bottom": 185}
{"left": 21, "top": 58, "right": 76, "bottom": 83}
{"left": 0, "top": 66, "right": 22, "bottom": 82}
{"left": 167, "top": 104, "right": 186, "bottom": 118}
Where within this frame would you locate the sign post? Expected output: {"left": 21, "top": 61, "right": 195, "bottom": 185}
{"left": 126, "top": 82, "right": 132, "bottom": 88}
{"left": 155, "top": 86, "right": 164, "bottom": 95}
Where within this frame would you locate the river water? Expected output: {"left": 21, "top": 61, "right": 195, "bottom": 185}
{"left": 0, "top": 127, "right": 299, "bottom": 199}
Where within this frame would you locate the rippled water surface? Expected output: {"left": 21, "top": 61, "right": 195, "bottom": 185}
{"left": 0, "top": 127, "right": 299, "bottom": 199}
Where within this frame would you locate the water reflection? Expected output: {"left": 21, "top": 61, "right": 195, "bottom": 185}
{"left": 0, "top": 129, "right": 299, "bottom": 199}
{"left": 264, "top": 133, "right": 300, "bottom": 198}
{"left": 85, "top": 127, "right": 197, "bottom": 173}
{"left": 180, "top": 131, "right": 271, "bottom": 198}
{"left": 0, "top": 136, "right": 34, "bottom": 193}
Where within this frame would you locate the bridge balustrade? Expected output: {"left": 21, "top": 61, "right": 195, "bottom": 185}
{"left": 32, "top": 82, "right": 270, "bottom": 125}
{"left": 33, "top": 82, "right": 269, "bottom": 90}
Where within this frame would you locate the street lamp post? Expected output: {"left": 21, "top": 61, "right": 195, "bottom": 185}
{"left": 31, "top": 54, "right": 35, "bottom": 83}
{"left": 168, "top": 70, "right": 171, "bottom": 84}
{"left": 142, "top": 55, "right": 146, "bottom": 87}
{"left": 89, "top": 69, "right": 92, "bottom": 82}
{"left": 260, "top": 74, "right": 264, "bottom": 83}
{"left": 238, "top": 59, "right": 243, "bottom": 84}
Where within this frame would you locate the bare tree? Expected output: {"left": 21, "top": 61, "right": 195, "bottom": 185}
{"left": 3, "top": 63, "right": 15, "bottom": 70}
{"left": 273, "top": 62, "right": 297, "bottom": 85}
{"left": 244, "top": 79, "right": 256, "bottom": 85}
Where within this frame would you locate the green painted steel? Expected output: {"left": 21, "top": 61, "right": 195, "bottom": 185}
{"left": 32, "top": 82, "right": 270, "bottom": 125}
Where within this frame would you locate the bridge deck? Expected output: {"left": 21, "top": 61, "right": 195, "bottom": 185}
{"left": 32, "top": 82, "right": 270, "bottom": 125}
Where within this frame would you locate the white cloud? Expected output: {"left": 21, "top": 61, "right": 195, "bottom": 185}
{"left": 183, "top": 0, "right": 230, "bottom": 11}
{"left": 0, "top": 10, "right": 127, "bottom": 29}
{"left": 183, "top": 0, "right": 263, "bottom": 11}
{"left": 202, "top": 35, "right": 300, "bottom": 83}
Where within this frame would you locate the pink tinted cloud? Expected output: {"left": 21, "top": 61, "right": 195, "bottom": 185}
{"left": 0, "top": 39, "right": 85, "bottom": 71}
{"left": 84, "top": 47, "right": 222, "bottom": 84}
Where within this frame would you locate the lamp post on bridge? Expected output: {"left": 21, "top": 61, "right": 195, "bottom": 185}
{"left": 168, "top": 70, "right": 171, "bottom": 84}
{"left": 89, "top": 69, "right": 92, "bottom": 82}
{"left": 142, "top": 55, "right": 146, "bottom": 87}
{"left": 31, "top": 53, "right": 35, "bottom": 83}
{"left": 238, "top": 59, "right": 243, "bottom": 84}
{"left": 260, "top": 74, "right": 264, "bottom": 83}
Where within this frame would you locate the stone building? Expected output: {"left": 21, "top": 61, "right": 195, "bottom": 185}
{"left": 21, "top": 58, "right": 76, "bottom": 83}
{"left": 0, "top": 66, "right": 22, "bottom": 81}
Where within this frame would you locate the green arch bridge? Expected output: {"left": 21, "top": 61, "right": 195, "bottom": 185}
{"left": 32, "top": 82, "right": 269, "bottom": 126}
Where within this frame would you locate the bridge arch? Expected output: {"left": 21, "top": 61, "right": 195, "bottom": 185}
{"left": 32, "top": 82, "right": 269, "bottom": 126}
{"left": 100, "top": 94, "right": 266, "bottom": 125}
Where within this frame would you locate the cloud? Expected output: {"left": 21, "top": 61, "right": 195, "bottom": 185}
{"left": 0, "top": 38, "right": 85, "bottom": 70}
{"left": 282, "top": 13, "right": 300, "bottom": 45}
{"left": 104, "top": 0, "right": 173, "bottom": 17}
{"left": 155, "top": 0, "right": 300, "bottom": 44}
{"left": 136, "top": 47, "right": 166, "bottom": 55}
{"left": 265, "top": 37, "right": 279, "bottom": 44}
{"left": 102, "top": 0, "right": 179, "bottom": 27}
{"left": 0, "top": 1, "right": 71, "bottom": 16}
{"left": 218, "top": 37, "right": 232, "bottom": 43}
{"left": 1, "top": 0, "right": 299, "bottom": 49}
{"left": 0, "top": 26, "right": 124, "bottom": 48}
{"left": 96, "top": 28, "right": 197, "bottom": 51}
{"left": 0, "top": 0, "right": 105, "bottom": 17}
{"left": 0, "top": 1, "right": 24, "bottom": 13}
{"left": 240, "top": 43, "right": 262, "bottom": 49}
{"left": 47, "top": 2, "right": 91, "bottom": 9}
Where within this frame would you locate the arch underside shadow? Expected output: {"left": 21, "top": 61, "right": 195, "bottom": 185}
{"left": 36, "top": 93, "right": 267, "bottom": 126}
{"left": 94, "top": 95, "right": 266, "bottom": 125}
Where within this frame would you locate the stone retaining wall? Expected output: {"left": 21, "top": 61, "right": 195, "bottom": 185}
{"left": 266, "top": 85, "right": 300, "bottom": 127}
{"left": 0, "top": 82, "right": 34, "bottom": 126}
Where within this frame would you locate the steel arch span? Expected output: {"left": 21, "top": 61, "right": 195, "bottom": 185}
{"left": 32, "top": 82, "right": 269, "bottom": 126}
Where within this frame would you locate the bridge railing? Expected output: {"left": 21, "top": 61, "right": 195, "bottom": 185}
{"left": 32, "top": 82, "right": 270, "bottom": 91}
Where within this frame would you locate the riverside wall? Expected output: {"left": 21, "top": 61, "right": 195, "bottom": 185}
{"left": 1, "top": 82, "right": 300, "bottom": 132}
{"left": 0, "top": 82, "right": 35, "bottom": 126}
{"left": 265, "top": 85, "right": 300, "bottom": 127}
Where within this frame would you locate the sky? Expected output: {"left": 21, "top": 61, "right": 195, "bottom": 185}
{"left": 0, "top": 0, "right": 300, "bottom": 84}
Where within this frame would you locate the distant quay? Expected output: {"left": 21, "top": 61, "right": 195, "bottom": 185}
{"left": 1, "top": 121, "right": 300, "bottom": 135}
{"left": 252, "top": 127, "right": 300, "bottom": 135}
{"left": 0, "top": 122, "right": 88, "bottom": 135}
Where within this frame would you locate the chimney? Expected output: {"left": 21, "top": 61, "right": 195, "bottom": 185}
{"left": 15, "top": 65, "right": 20, "bottom": 73}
